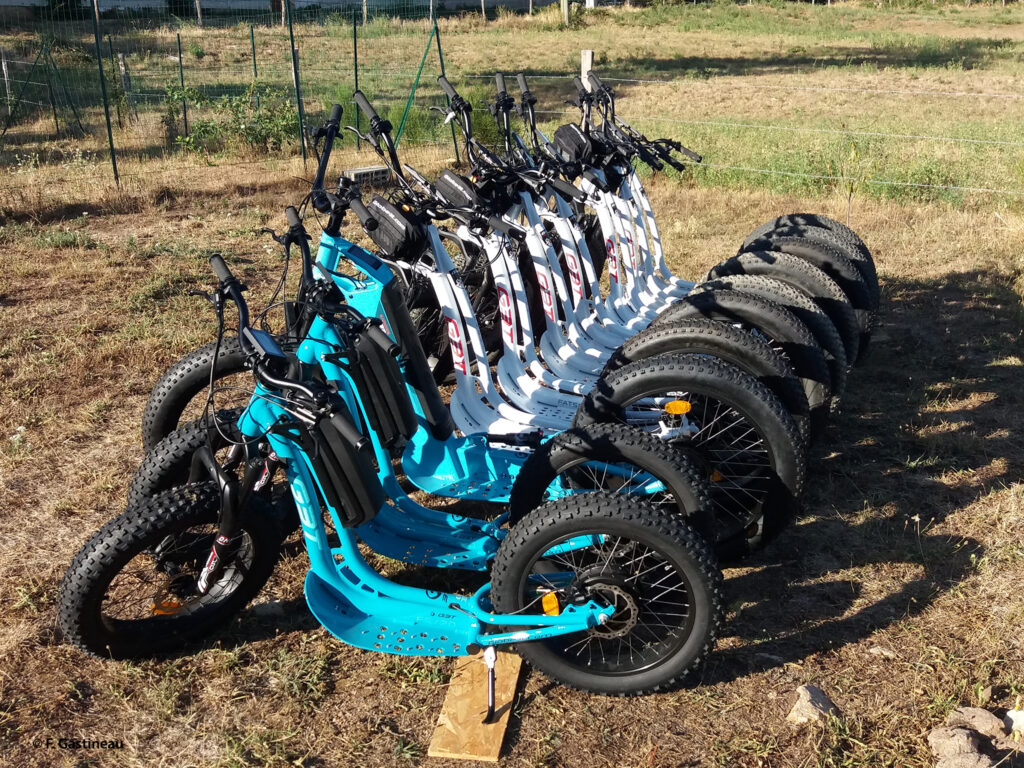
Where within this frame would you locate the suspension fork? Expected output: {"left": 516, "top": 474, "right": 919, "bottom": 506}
{"left": 189, "top": 442, "right": 266, "bottom": 595}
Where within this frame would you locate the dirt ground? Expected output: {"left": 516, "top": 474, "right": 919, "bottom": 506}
{"left": 1, "top": 162, "right": 1022, "bottom": 767}
{"left": 2, "top": 2, "right": 1024, "bottom": 766}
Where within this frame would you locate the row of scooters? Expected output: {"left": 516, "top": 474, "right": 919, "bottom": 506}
{"left": 56, "top": 72, "right": 879, "bottom": 698}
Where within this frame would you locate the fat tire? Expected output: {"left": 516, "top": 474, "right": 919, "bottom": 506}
{"left": 651, "top": 288, "right": 832, "bottom": 433}
{"left": 58, "top": 483, "right": 284, "bottom": 659}
{"left": 739, "top": 229, "right": 875, "bottom": 355}
{"left": 601, "top": 317, "right": 812, "bottom": 444}
{"left": 507, "top": 423, "right": 715, "bottom": 538}
{"left": 491, "top": 492, "right": 723, "bottom": 695}
{"left": 697, "top": 275, "right": 848, "bottom": 403}
{"left": 708, "top": 251, "right": 861, "bottom": 366}
{"left": 141, "top": 338, "right": 248, "bottom": 453}
{"left": 574, "top": 353, "right": 806, "bottom": 554}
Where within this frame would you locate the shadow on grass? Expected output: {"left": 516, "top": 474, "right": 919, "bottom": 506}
{"left": 703, "top": 267, "right": 1023, "bottom": 685}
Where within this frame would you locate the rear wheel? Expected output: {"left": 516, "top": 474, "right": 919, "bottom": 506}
{"left": 574, "top": 353, "right": 806, "bottom": 555}
{"left": 741, "top": 213, "right": 875, "bottom": 276}
{"left": 58, "top": 483, "right": 284, "bottom": 659}
{"left": 707, "top": 251, "right": 861, "bottom": 366}
{"left": 600, "top": 317, "right": 811, "bottom": 444}
{"left": 491, "top": 492, "right": 723, "bottom": 695}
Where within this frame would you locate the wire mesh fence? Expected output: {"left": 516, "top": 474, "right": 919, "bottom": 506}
{"left": 1, "top": 2, "right": 1022, "bottom": 209}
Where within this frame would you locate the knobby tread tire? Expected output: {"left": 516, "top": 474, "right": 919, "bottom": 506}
{"left": 742, "top": 213, "right": 874, "bottom": 270}
{"left": 128, "top": 409, "right": 245, "bottom": 509}
{"left": 141, "top": 338, "right": 248, "bottom": 453}
{"left": 58, "top": 483, "right": 284, "bottom": 659}
{"left": 744, "top": 223, "right": 879, "bottom": 310}
{"left": 651, "top": 288, "right": 832, "bottom": 431}
{"left": 697, "top": 275, "right": 848, "bottom": 402}
{"left": 600, "top": 317, "right": 811, "bottom": 444}
{"left": 573, "top": 352, "right": 806, "bottom": 553}
{"left": 739, "top": 230, "right": 875, "bottom": 354}
{"left": 491, "top": 492, "right": 723, "bottom": 695}
{"left": 707, "top": 251, "right": 861, "bottom": 366}
{"left": 507, "top": 422, "right": 714, "bottom": 536}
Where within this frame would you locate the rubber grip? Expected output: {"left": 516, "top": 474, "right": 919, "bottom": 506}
{"left": 285, "top": 206, "right": 301, "bottom": 228}
{"left": 353, "top": 90, "right": 378, "bottom": 122}
{"left": 350, "top": 198, "right": 378, "bottom": 232}
{"left": 681, "top": 146, "right": 702, "bottom": 162}
{"left": 488, "top": 215, "right": 527, "bottom": 241}
{"left": 329, "top": 410, "right": 370, "bottom": 452}
{"left": 367, "top": 323, "right": 400, "bottom": 358}
{"left": 210, "top": 254, "right": 233, "bottom": 283}
{"left": 587, "top": 71, "right": 606, "bottom": 92}
{"left": 549, "top": 177, "right": 585, "bottom": 202}
{"left": 572, "top": 76, "right": 587, "bottom": 96}
{"left": 328, "top": 103, "right": 343, "bottom": 124}
{"left": 516, "top": 73, "right": 529, "bottom": 93}
{"left": 495, "top": 72, "right": 506, "bottom": 94}
{"left": 438, "top": 76, "right": 458, "bottom": 99}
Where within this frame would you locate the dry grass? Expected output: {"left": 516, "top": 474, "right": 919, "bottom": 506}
{"left": 1, "top": 163, "right": 1023, "bottom": 767}
{"left": 2, "top": 3, "right": 1024, "bottom": 767}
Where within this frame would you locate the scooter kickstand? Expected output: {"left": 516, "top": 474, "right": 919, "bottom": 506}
{"left": 483, "top": 646, "right": 497, "bottom": 724}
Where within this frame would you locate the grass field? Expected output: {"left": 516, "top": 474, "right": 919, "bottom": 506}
{"left": 2, "top": 3, "right": 1024, "bottom": 767}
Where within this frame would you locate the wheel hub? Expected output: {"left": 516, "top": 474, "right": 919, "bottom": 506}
{"left": 573, "top": 568, "right": 641, "bottom": 639}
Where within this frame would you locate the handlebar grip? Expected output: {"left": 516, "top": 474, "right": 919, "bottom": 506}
{"left": 210, "top": 254, "right": 234, "bottom": 284}
{"left": 516, "top": 73, "right": 529, "bottom": 93}
{"left": 438, "top": 76, "right": 459, "bottom": 100}
{"left": 587, "top": 71, "right": 606, "bottom": 93}
{"left": 488, "top": 215, "right": 527, "bottom": 242}
{"left": 572, "top": 76, "right": 588, "bottom": 96}
{"left": 353, "top": 90, "right": 378, "bottom": 122}
{"left": 285, "top": 206, "right": 301, "bottom": 228}
{"left": 366, "top": 323, "right": 400, "bottom": 358}
{"left": 680, "top": 146, "right": 702, "bottom": 163}
{"left": 350, "top": 197, "right": 378, "bottom": 232}
{"left": 495, "top": 72, "right": 506, "bottom": 94}
{"left": 329, "top": 410, "right": 371, "bottom": 452}
{"left": 549, "top": 177, "right": 586, "bottom": 203}
{"left": 328, "top": 103, "right": 343, "bottom": 125}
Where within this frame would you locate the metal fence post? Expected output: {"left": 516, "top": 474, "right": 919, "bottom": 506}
{"left": 249, "top": 25, "right": 260, "bottom": 110}
{"left": 434, "top": 22, "right": 459, "bottom": 165}
{"left": 176, "top": 33, "right": 188, "bottom": 136}
{"left": 352, "top": 10, "right": 359, "bottom": 151}
{"left": 1, "top": 48, "right": 11, "bottom": 114}
{"left": 285, "top": 0, "right": 307, "bottom": 166}
{"left": 90, "top": 0, "right": 119, "bottom": 187}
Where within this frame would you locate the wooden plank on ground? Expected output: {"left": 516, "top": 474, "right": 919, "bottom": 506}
{"left": 427, "top": 651, "right": 523, "bottom": 762}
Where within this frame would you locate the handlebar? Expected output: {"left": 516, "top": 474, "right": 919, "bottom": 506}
{"left": 209, "top": 254, "right": 250, "bottom": 336}
{"left": 516, "top": 73, "right": 529, "bottom": 93}
{"left": 311, "top": 103, "right": 343, "bottom": 204}
{"left": 495, "top": 72, "right": 507, "bottom": 95}
{"left": 285, "top": 205, "right": 301, "bottom": 229}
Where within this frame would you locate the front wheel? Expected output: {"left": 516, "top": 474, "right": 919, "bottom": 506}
{"left": 491, "top": 492, "right": 723, "bottom": 696}
{"left": 58, "top": 483, "right": 284, "bottom": 659}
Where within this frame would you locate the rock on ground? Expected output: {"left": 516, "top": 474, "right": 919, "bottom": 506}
{"left": 928, "top": 727, "right": 983, "bottom": 758}
{"left": 946, "top": 708, "right": 1009, "bottom": 741}
{"left": 786, "top": 685, "right": 839, "bottom": 726}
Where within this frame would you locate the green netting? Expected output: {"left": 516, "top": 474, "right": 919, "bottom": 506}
{"left": 0, "top": 0, "right": 556, "bottom": 194}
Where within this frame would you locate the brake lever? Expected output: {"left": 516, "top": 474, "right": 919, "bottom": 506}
{"left": 343, "top": 124, "right": 377, "bottom": 148}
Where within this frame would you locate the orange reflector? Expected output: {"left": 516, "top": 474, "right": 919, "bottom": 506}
{"left": 711, "top": 470, "right": 725, "bottom": 483}
{"left": 541, "top": 592, "right": 560, "bottom": 616}
{"left": 664, "top": 399, "right": 692, "bottom": 415}
{"left": 151, "top": 598, "right": 183, "bottom": 616}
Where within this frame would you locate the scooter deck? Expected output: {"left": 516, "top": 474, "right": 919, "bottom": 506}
{"left": 305, "top": 571, "right": 478, "bottom": 657}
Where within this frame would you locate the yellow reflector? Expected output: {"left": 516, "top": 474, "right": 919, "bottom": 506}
{"left": 664, "top": 399, "right": 692, "bottom": 415}
{"left": 711, "top": 470, "right": 725, "bottom": 483}
{"left": 541, "top": 592, "right": 560, "bottom": 616}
